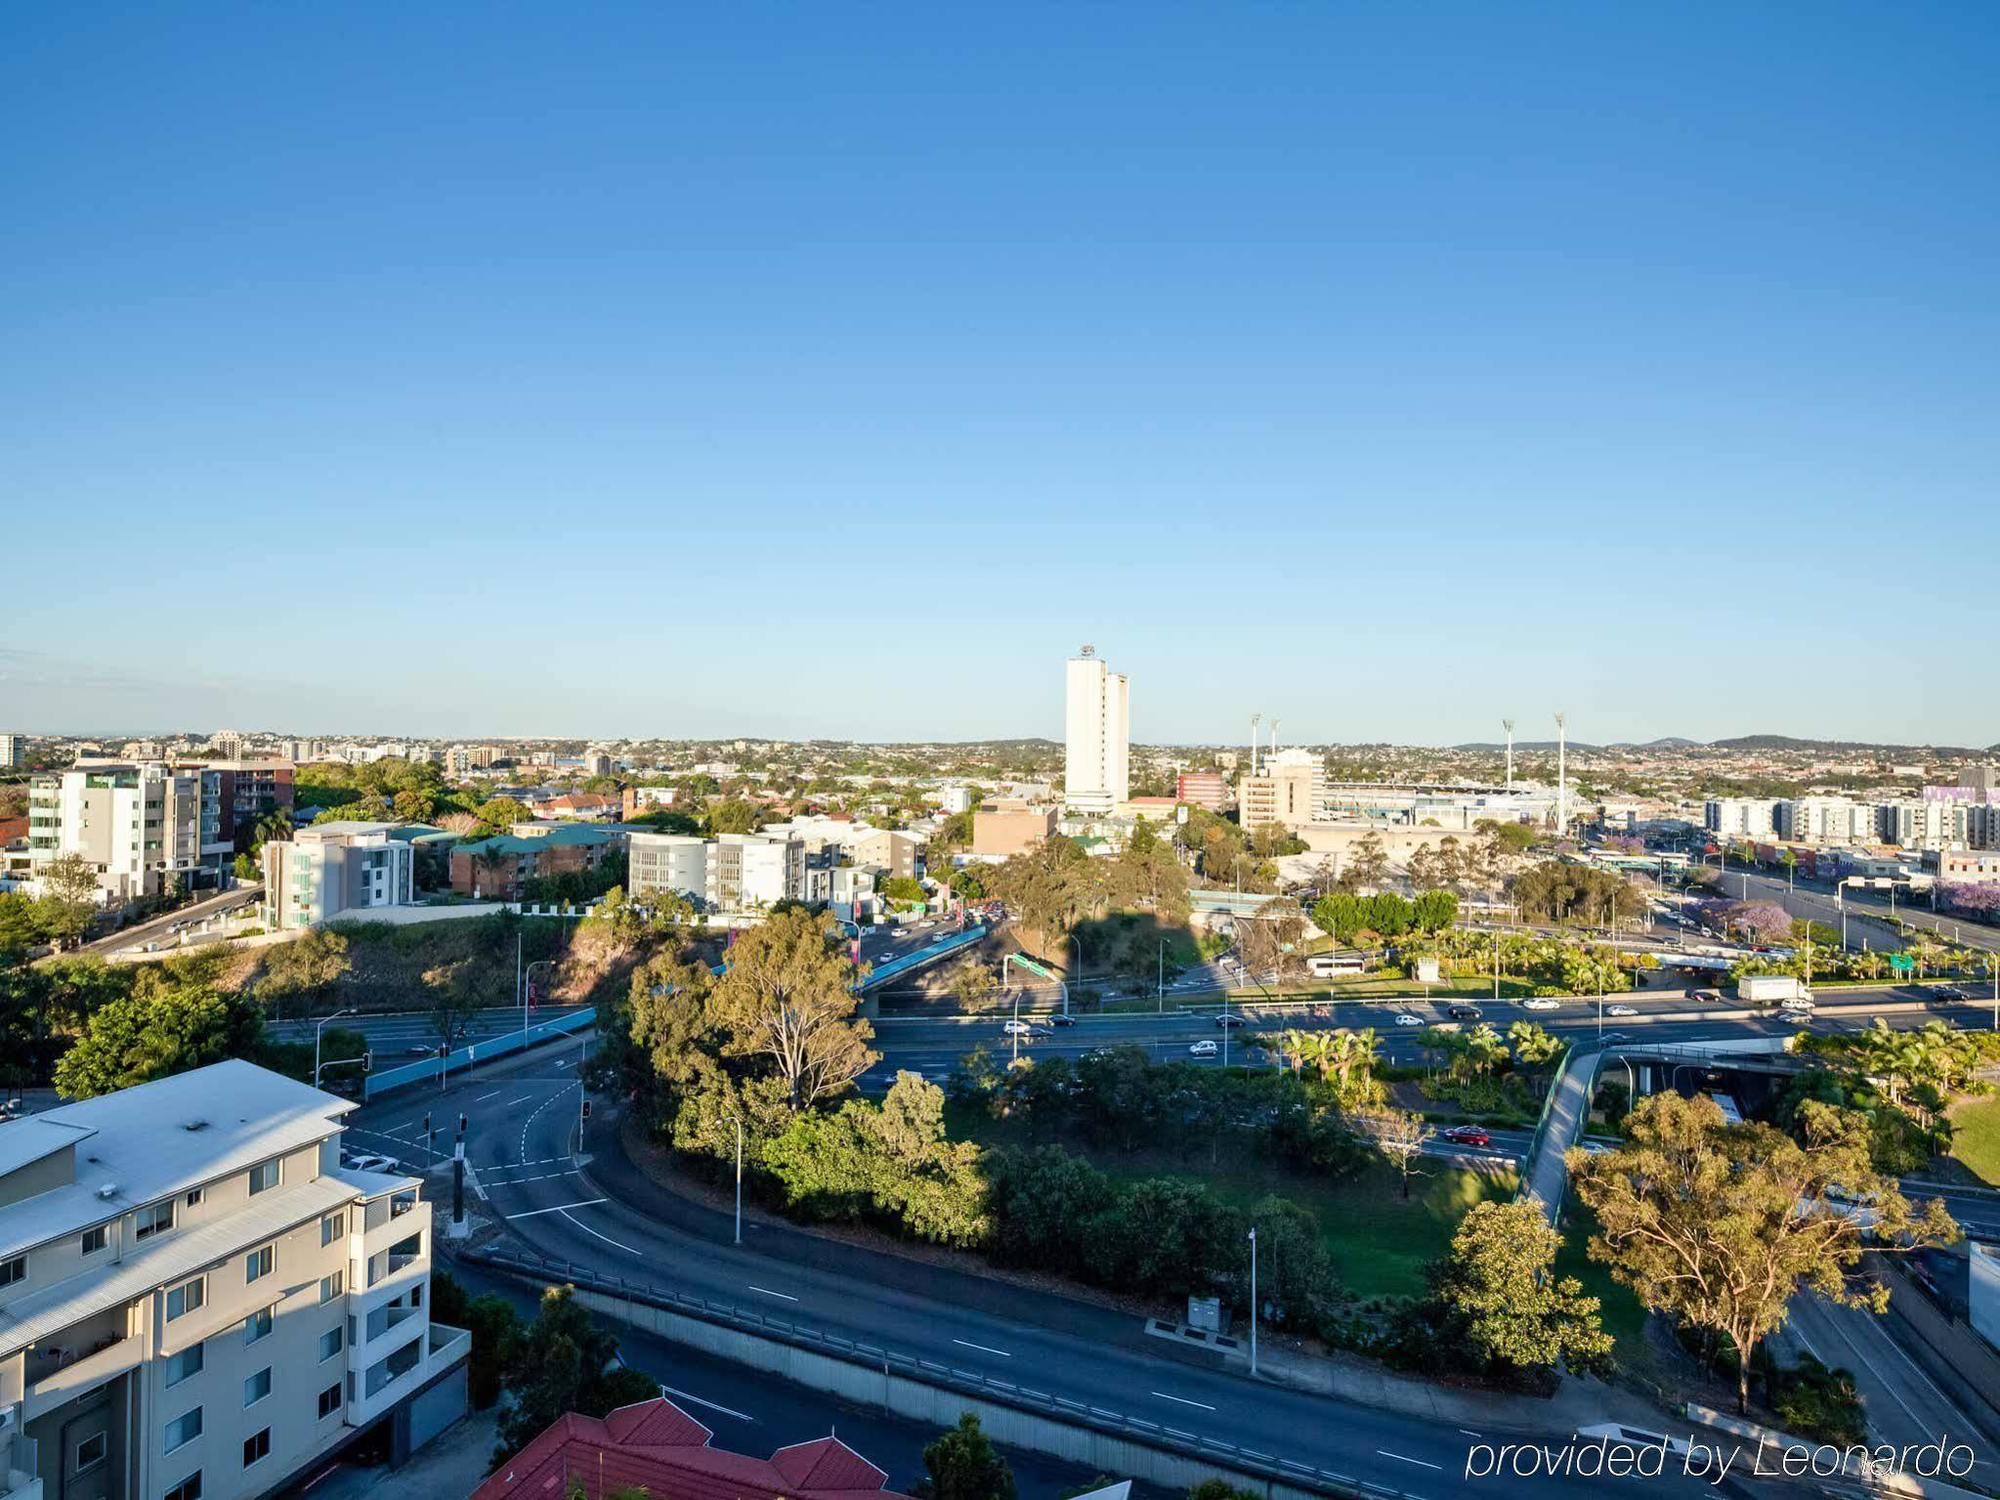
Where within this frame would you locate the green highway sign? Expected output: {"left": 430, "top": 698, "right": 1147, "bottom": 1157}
{"left": 1012, "top": 956, "right": 1056, "bottom": 980}
{"left": 1888, "top": 953, "right": 1916, "bottom": 973}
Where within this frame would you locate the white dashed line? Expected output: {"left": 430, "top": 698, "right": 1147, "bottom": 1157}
{"left": 747, "top": 1285, "right": 799, "bottom": 1302}
{"left": 1378, "top": 1450, "right": 1444, "bottom": 1471}
{"left": 504, "top": 1198, "right": 608, "bottom": 1220}
{"left": 1151, "top": 1392, "right": 1216, "bottom": 1411}
{"left": 952, "top": 1338, "right": 1011, "bottom": 1357}
{"left": 474, "top": 1090, "right": 502, "bottom": 1103}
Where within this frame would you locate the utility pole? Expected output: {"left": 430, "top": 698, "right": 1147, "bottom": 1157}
{"left": 313, "top": 1008, "right": 355, "bottom": 1089}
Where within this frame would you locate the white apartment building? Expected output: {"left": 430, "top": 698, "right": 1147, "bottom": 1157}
{"left": 1774, "top": 796, "right": 1875, "bottom": 845}
{"left": 0, "top": 738, "right": 19, "bottom": 772}
{"left": 1063, "top": 649, "right": 1129, "bottom": 816}
{"left": 1877, "top": 799, "right": 1968, "bottom": 851}
{"left": 626, "top": 832, "right": 806, "bottom": 911}
{"left": 28, "top": 766, "right": 207, "bottom": 904}
{"left": 1703, "top": 798, "right": 1777, "bottom": 841}
{"left": 1970, "top": 804, "right": 2000, "bottom": 851}
{"left": 938, "top": 786, "right": 974, "bottom": 816}
{"left": 0, "top": 1061, "right": 467, "bottom": 1500}
{"left": 260, "top": 825, "right": 417, "bottom": 932}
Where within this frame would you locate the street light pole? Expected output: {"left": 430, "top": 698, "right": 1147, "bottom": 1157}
{"left": 725, "top": 1113, "right": 743, "bottom": 1243}
{"left": 1247, "top": 1225, "right": 1259, "bottom": 1376}
{"left": 313, "top": 1008, "right": 355, "bottom": 1089}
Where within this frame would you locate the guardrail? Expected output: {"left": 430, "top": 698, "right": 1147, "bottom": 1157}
{"left": 858, "top": 924, "right": 988, "bottom": 991}
{"left": 362, "top": 1007, "right": 596, "bottom": 1099}
{"left": 461, "top": 1244, "right": 1412, "bottom": 1499}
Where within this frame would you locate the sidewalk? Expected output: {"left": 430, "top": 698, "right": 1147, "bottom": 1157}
{"left": 295, "top": 1407, "right": 497, "bottom": 1500}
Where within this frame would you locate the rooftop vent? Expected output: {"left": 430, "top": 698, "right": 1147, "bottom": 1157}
{"left": 181, "top": 1120, "right": 210, "bottom": 1132}
{"left": 95, "top": 1183, "right": 119, "bottom": 1200}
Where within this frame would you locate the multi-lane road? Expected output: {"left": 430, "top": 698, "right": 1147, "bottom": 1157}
{"left": 347, "top": 1041, "right": 1704, "bottom": 1497}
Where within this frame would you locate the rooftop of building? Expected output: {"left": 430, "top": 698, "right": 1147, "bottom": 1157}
{"left": 470, "top": 1397, "right": 910, "bottom": 1500}
{"left": 0, "top": 1060, "right": 354, "bottom": 1263}
{"left": 456, "top": 824, "right": 622, "bottom": 857}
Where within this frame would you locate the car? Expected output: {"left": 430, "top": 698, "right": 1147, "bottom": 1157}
{"left": 1522, "top": 997, "right": 1560, "bottom": 1011}
{"left": 342, "top": 1153, "right": 399, "bottom": 1174}
{"left": 1187, "top": 1040, "right": 1219, "bottom": 1058}
{"left": 1047, "top": 1013, "right": 1078, "bottom": 1027}
{"left": 1933, "top": 986, "right": 1968, "bottom": 1002}
{"left": 1447, "top": 1005, "right": 1483, "bottom": 1021}
{"left": 406, "top": 1043, "right": 440, "bottom": 1057}
{"left": 918, "top": 920, "right": 935, "bottom": 930}
{"left": 1002, "top": 1019, "right": 1033, "bottom": 1036}
{"left": 1442, "top": 1125, "right": 1491, "bottom": 1147}
{"left": 1394, "top": 1013, "right": 1425, "bottom": 1027}
{"left": 1215, "top": 1013, "right": 1245, "bottom": 1028}
{"left": 1691, "top": 988, "right": 1722, "bottom": 1003}
{"left": 1606, "top": 1004, "right": 1638, "bottom": 1017}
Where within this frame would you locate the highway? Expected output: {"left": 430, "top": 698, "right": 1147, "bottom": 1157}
{"left": 1718, "top": 867, "right": 2000, "bottom": 957}
{"left": 345, "top": 1042, "right": 1706, "bottom": 1498}
{"left": 266, "top": 1003, "right": 596, "bottom": 1057}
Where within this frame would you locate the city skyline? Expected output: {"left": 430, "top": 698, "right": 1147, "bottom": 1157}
{"left": 8, "top": 4, "right": 2000, "bottom": 745}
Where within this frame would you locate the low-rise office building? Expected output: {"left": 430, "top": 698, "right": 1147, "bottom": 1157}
{"left": 0, "top": 1061, "right": 467, "bottom": 1500}
{"left": 261, "top": 823, "right": 418, "bottom": 931}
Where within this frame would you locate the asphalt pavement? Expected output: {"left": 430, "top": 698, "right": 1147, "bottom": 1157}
{"left": 347, "top": 1043, "right": 1700, "bottom": 1497}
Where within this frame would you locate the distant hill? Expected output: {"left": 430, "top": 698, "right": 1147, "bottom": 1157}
{"left": 1710, "top": 734, "right": 1990, "bottom": 757}
{"left": 1452, "top": 740, "right": 1601, "bottom": 753}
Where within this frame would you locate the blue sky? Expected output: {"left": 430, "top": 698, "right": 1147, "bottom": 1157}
{"left": 6, "top": 3, "right": 1997, "bottom": 746}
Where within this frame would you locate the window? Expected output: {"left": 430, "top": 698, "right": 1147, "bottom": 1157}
{"left": 166, "top": 1278, "right": 205, "bottom": 1322}
{"left": 247, "top": 1159, "right": 281, "bottom": 1195}
{"left": 320, "top": 1211, "right": 345, "bottom": 1246}
{"left": 241, "top": 1428, "right": 270, "bottom": 1468}
{"left": 80, "top": 1224, "right": 109, "bottom": 1256}
{"left": 317, "top": 1326, "right": 343, "bottom": 1362}
{"left": 319, "top": 1269, "right": 343, "bottom": 1304}
{"left": 185, "top": 1187, "right": 205, "bottom": 1209}
{"left": 136, "top": 1200, "right": 175, "bottom": 1239}
{"left": 242, "top": 1305, "right": 273, "bottom": 1345}
{"left": 165, "top": 1342, "right": 204, "bottom": 1387}
{"left": 244, "top": 1245, "right": 273, "bottom": 1283}
{"left": 0, "top": 1254, "right": 23, "bottom": 1288}
{"left": 164, "top": 1473, "right": 202, "bottom": 1500}
{"left": 317, "top": 1383, "right": 342, "bottom": 1419}
{"left": 163, "top": 1407, "right": 203, "bottom": 1454}
{"left": 74, "top": 1432, "right": 107, "bottom": 1472}
{"left": 243, "top": 1367, "right": 271, "bottom": 1407}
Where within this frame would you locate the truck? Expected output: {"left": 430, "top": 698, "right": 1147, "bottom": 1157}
{"left": 1307, "top": 951, "right": 1366, "bottom": 978}
{"left": 1738, "top": 974, "right": 1811, "bottom": 1008}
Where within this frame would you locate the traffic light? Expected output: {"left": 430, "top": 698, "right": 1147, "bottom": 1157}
{"left": 361, "top": 1050, "right": 372, "bottom": 1074}
{"left": 458, "top": 1113, "right": 467, "bottom": 1136}
{"left": 581, "top": 1098, "right": 592, "bottom": 1120}
{"left": 422, "top": 1112, "right": 432, "bottom": 1137}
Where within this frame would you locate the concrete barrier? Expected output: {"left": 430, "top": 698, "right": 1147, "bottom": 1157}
{"left": 363, "top": 1008, "right": 596, "bottom": 1099}
{"left": 462, "top": 1246, "right": 1415, "bottom": 1500}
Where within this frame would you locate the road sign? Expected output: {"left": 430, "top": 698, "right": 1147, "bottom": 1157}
{"left": 1888, "top": 953, "right": 1916, "bottom": 973}
{"left": 1012, "top": 955, "right": 1056, "bottom": 980}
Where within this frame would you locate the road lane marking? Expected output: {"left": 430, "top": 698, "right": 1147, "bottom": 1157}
{"left": 1458, "top": 1429, "right": 1483, "bottom": 1439}
{"left": 560, "top": 1208, "right": 640, "bottom": 1255}
{"left": 747, "top": 1285, "right": 799, "bottom": 1302}
{"left": 1377, "top": 1450, "right": 1444, "bottom": 1470}
{"left": 504, "top": 1095, "right": 535, "bottom": 1107}
{"left": 1151, "top": 1392, "right": 1217, "bottom": 1411}
{"left": 504, "top": 1198, "right": 608, "bottom": 1220}
{"left": 658, "top": 1384, "right": 753, "bottom": 1422}
{"left": 474, "top": 1090, "right": 502, "bottom": 1102}
{"left": 952, "top": 1338, "right": 1011, "bottom": 1357}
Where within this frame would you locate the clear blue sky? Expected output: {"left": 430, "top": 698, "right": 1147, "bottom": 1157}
{"left": 6, "top": 3, "right": 1996, "bottom": 747}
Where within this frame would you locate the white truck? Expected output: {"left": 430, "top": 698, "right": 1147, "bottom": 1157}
{"left": 1738, "top": 974, "right": 1812, "bottom": 1009}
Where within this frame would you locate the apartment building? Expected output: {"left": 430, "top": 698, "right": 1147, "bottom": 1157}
{"left": 1237, "top": 748, "right": 1325, "bottom": 834}
{"left": 28, "top": 765, "right": 206, "bottom": 903}
{"left": 1936, "top": 850, "right": 2000, "bottom": 886}
{"left": 1970, "top": 805, "right": 2000, "bottom": 851}
{"left": 1774, "top": 796, "right": 1875, "bottom": 845}
{"left": 261, "top": 824, "right": 418, "bottom": 932}
{"left": 845, "top": 829, "right": 920, "bottom": 882}
{"left": 0, "top": 737, "right": 19, "bottom": 772}
{"left": 189, "top": 765, "right": 294, "bottom": 858}
{"left": 970, "top": 800, "right": 1057, "bottom": 859}
{"left": 625, "top": 832, "right": 805, "bottom": 911}
{"left": 1877, "top": 799, "right": 1968, "bottom": 851}
{"left": 0, "top": 1061, "right": 467, "bottom": 1500}
{"left": 619, "top": 787, "right": 678, "bottom": 821}
{"left": 447, "top": 826, "right": 621, "bottom": 901}
{"left": 1063, "top": 649, "right": 1129, "bottom": 815}
{"left": 1174, "top": 771, "right": 1229, "bottom": 812}
{"left": 1703, "top": 798, "right": 1777, "bottom": 841}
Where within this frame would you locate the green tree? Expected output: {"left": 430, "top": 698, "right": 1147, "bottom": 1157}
{"left": 1347, "top": 832, "right": 1390, "bottom": 888}
{"left": 36, "top": 852, "right": 102, "bottom": 947}
{"left": 420, "top": 958, "right": 485, "bottom": 1060}
{"left": 881, "top": 875, "right": 927, "bottom": 905}
{"left": 1411, "top": 888, "right": 1459, "bottom": 933}
{"left": 494, "top": 1285, "right": 663, "bottom": 1461}
{"left": 1570, "top": 1092, "right": 1958, "bottom": 1414}
{"left": 915, "top": 1413, "right": 1015, "bottom": 1500}
{"left": 256, "top": 927, "right": 351, "bottom": 1021}
{"left": 708, "top": 908, "right": 876, "bottom": 1108}
{"left": 53, "top": 982, "right": 264, "bottom": 1099}
{"left": 430, "top": 1269, "right": 523, "bottom": 1409}
{"left": 1431, "top": 1200, "right": 1612, "bottom": 1376}
{"left": 1354, "top": 1107, "right": 1433, "bottom": 1198}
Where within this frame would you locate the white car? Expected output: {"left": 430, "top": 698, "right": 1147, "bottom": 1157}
{"left": 1522, "top": 998, "right": 1560, "bottom": 1011}
{"left": 343, "top": 1153, "right": 399, "bottom": 1174}
{"left": 1188, "top": 1040, "right": 1219, "bottom": 1058}
{"left": 1002, "top": 1019, "right": 1033, "bottom": 1036}
{"left": 1394, "top": 1013, "right": 1425, "bottom": 1027}
{"left": 1606, "top": 1004, "right": 1638, "bottom": 1017}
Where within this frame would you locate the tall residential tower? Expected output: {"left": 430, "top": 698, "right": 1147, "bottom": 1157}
{"left": 1063, "top": 648, "right": 1129, "bottom": 815}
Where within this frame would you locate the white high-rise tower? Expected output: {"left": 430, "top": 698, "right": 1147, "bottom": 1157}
{"left": 1064, "top": 647, "right": 1129, "bottom": 814}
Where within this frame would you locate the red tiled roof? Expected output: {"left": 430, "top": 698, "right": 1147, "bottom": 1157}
{"left": 469, "top": 1399, "right": 913, "bottom": 1500}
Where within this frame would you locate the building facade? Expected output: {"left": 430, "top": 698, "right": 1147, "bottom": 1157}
{"left": 970, "top": 800, "right": 1057, "bottom": 859}
{"left": 1774, "top": 797, "right": 1874, "bottom": 845}
{"left": 0, "top": 1061, "right": 467, "bottom": 1500}
{"left": 626, "top": 832, "right": 806, "bottom": 911}
{"left": 1237, "top": 748, "right": 1324, "bottom": 833}
{"left": 447, "top": 826, "right": 621, "bottom": 901}
{"left": 1062, "top": 649, "right": 1129, "bottom": 815}
{"left": 1877, "top": 799, "right": 1967, "bottom": 851}
{"left": 27, "top": 765, "right": 207, "bottom": 903}
{"left": 1174, "top": 771, "right": 1228, "bottom": 812}
{"left": 261, "top": 824, "right": 418, "bottom": 931}
{"left": 1703, "top": 798, "right": 1778, "bottom": 841}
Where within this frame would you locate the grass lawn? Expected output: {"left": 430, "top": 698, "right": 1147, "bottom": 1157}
{"left": 950, "top": 1105, "right": 1512, "bottom": 1300}
{"left": 1949, "top": 1094, "right": 2000, "bottom": 1186}
{"left": 1555, "top": 1209, "right": 1653, "bottom": 1373}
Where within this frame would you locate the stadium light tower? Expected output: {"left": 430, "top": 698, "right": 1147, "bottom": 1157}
{"left": 1250, "top": 713, "right": 1261, "bottom": 777}
{"left": 1554, "top": 711, "right": 1569, "bottom": 834}
{"left": 1503, "top": 719, "right": 1515, "bottom": 791}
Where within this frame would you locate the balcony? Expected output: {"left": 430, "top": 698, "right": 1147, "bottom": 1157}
{"left": 345, "top": 1321, "right": 468, "bottom": 1428}
{"left": 23, "top": 1313, "right": 140, "bottom": 1423}
{"left": 1, "top": 1431, "right": 39, "bottom": 1500}
{"left": 365, "top": 1228, "right": 425, "bottom": 1290}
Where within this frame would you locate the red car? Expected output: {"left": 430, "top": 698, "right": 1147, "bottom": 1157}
{"left": 1443, "top": 1125, "right": 1491, "bottom": 1147}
